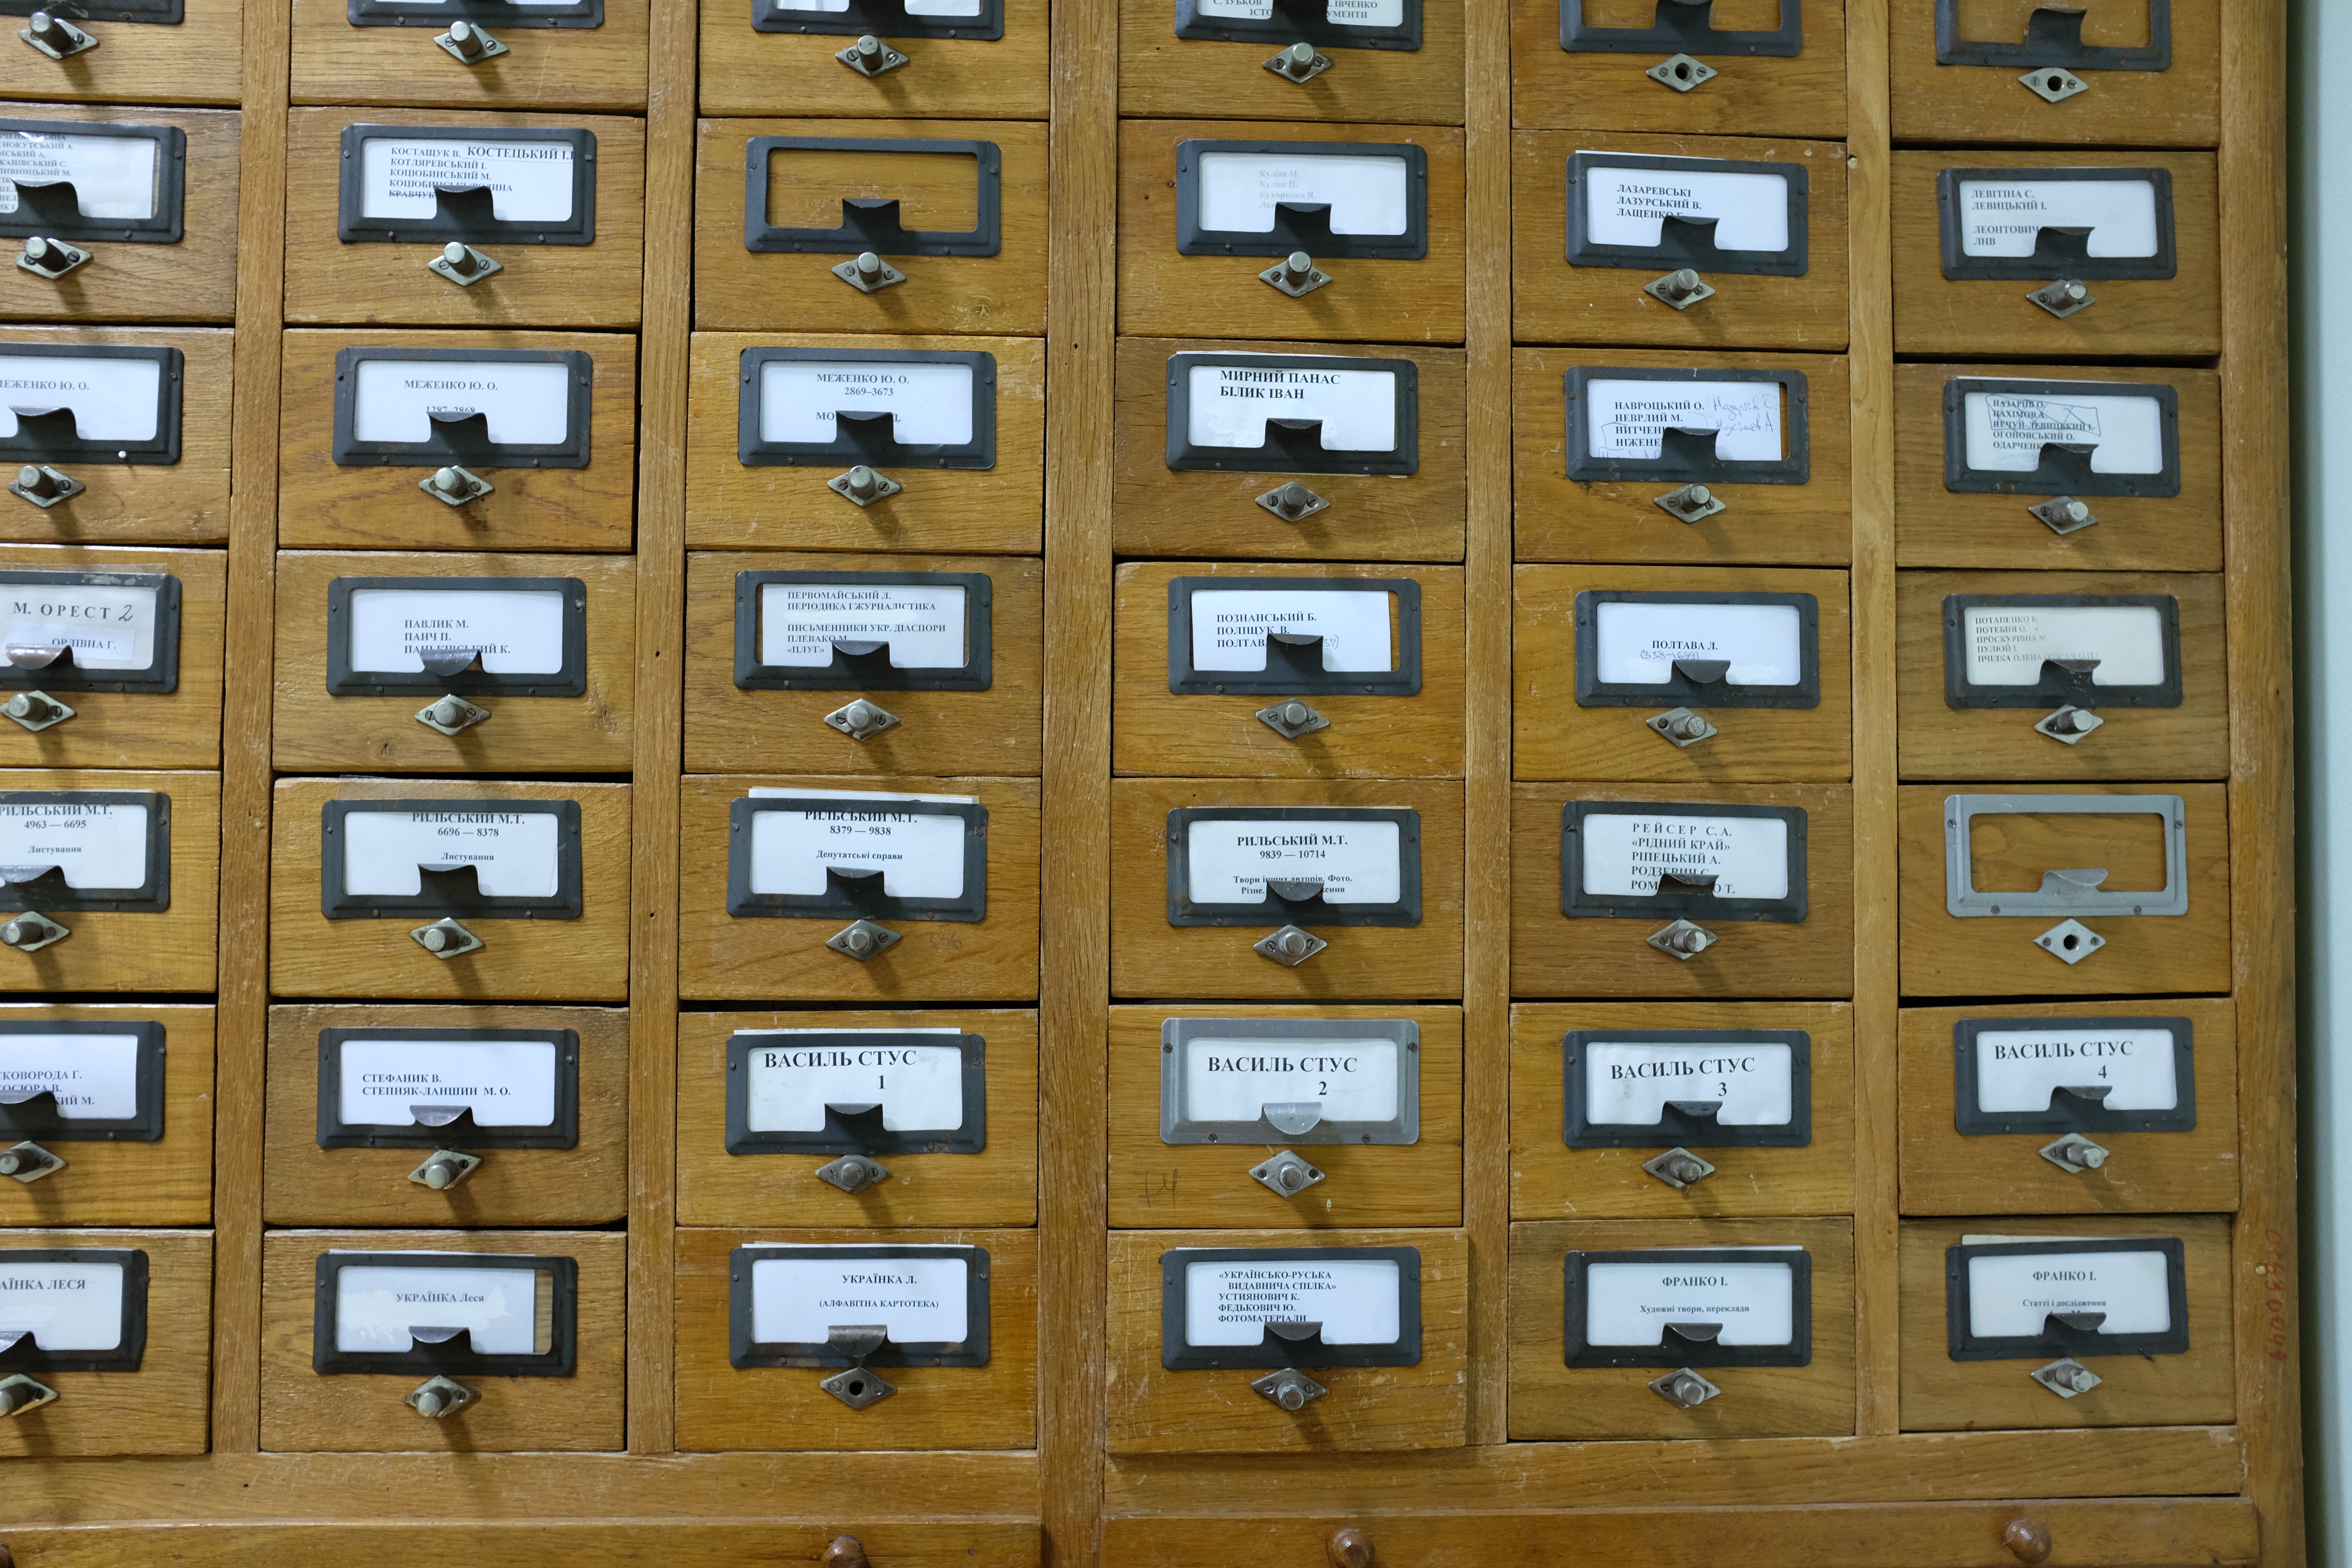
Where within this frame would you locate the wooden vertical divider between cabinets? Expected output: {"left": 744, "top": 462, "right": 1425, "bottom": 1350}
{"left": 1041, "top": 0, "right": 1117, "bottom": 1555}
{"left": 1461, "top": 0, "right": 1514, "bottom": 1450}
{"left": 1845, "top": 0, "right": 1899, "bottom": 1440}
{"left": 2221, "top": 1, "right": 2303, "bottom": 1562}
{"left": 212, "top": 0, "right": 294, "bottom": 1456}
{"left": 629, "top": 0, "right": 698, "bottom": 1457}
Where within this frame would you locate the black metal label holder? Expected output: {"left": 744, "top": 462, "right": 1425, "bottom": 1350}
{"left": 0, "top": 570, "right": 181, "bottom": 695}
{"left": 1559, "top": 798, "right": 1808, "bottom": 924}
{"left": 319, "top": 797, "right": 584, "bottom": 921}
{"left": 736, "top": 346, "right": 997, "bottom": 470}
{"left": 0, "top": 344, "right": 183, "bottom": 466}
{"left": 348, "top": 0, "right": 603, "bottom": 28}
{"left": 1945, "top": 1236, "right": 2190, "bottom": 1361}
{"left": 336, "top": 125, "right": 599, "bottom": 246}
{"left": 313, "top": 1251, "right": 578, "bottom": 1376}
{"left": 0, "top": 119, "right": 186, "bottom": 245}
{"left": 1565, "top": 151, "right": 1810, "bottom": 277}
{"left": 1935, "top": 0, "right": 2170, "bottom": 72}
{"left": 1563, "top": 366, "right": 1810, "bottom": 486}
{"left": 0, "top": 0, "right": 183, "bottom": 21}
{"left": 1561, "top": 1027, "right": 1812, "bottom": 1149}
{"left": 0, "top": 790, "right": 170, "bottom": 914}
{"left": 1162, "top": 352, "right": 1419, "bottom": 477}
{"left": 1936, "top": 165, "right": 2176, "bottom": 282}
{"left": 728, "top": 1243, "right": 992, "bottom": 1369}
{"left": 1175, "top": 139, "right": 1430, "bottom": 260}
{"left": 725, "top": 795, "right": 989, "bottom": 923}
{"left": 1951, "top": 1015, "right": 2197, "bottom": 1137}
{"left": 744, "top": 136, "right": 1002, "bottom": 257}
{"left": 0, "top": 1018, "right": 166, "bottom": 1143}
{"left": 0, "top": 1248, "right": 147, "bottom": 1372}
{"left": 724, "top": 1029, "right": 987, "bottom": 1156}
{"left": 754, "top": 0, "right": 1001, "bottom": 37}
{"left": 1165, "top": 576, "right": 1422, "bottom": 698}
{"left": 331, "top": 347, "right": 593, "bottom": 470}
{"left": 324, "top": 575, "right": 590, "bottom": 699}
{"left": 1159, "top": 1245, "right": 1422, "bottom": 1371}
{"left": 733, "top": 570, "right": 993, "bottom": 694}
{"left": 1176, "top": 0, "right": 1420, "bottom": 51}
{"left": 315, "top": 1026, "right": 582, "bottom": 1151}
{"left": 1941, "top": 592, "right": 2182, "bottom": 711}
{"left": 1164, "top": 805, "right": 1422, "bottom": 928}
{"left": 1940, "top": 376, "right": 2181, "bottom": 499}
{"left": 1563, "top": 1246, "right": 1813, "bottom": 1368}
{"left": 1561, "top": 0, "right": 1800, "bottom": 56}
{"left": 1573, "top": 589, "right": 1821, "bottom": 710}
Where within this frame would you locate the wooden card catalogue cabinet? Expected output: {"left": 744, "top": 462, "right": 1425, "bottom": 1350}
{"left": 0, "top": 768, "right": 217, "bottom": 994}
{"left": 0, "top": 1004, "right": 213, "bottom": 1227}
{"left": 1888, "top": 0, "right": 2220, "bottom": 148}
{"left": 0, "top": 1227, "right": 211, "bottom": 1456}
{"left": 0, "top": 544, "right": 225, "bottom": 770}
{"left": 699, "top": 0, "right": 1049, "bottom": 120}
{"left": 0, "top": 0, "right": 244, "bottom": 107}
{"left": 1514, "top": 0, "right": 1848, "bottom": 140}
{"left": 291, "top": 0, "right": 653, "bottom": 114}
{"left": 1120, "top": 0, "right": 1465, "bottom": 127}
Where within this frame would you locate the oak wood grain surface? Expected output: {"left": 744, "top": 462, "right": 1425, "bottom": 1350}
{"left": 0, "top": 544, "right": 225, "bottom": 770}
{"left": 0, "top": 767, "right": 218, "bottom": 995}
{"left": 1120, "top": 0, "right": 1464, "bottom": 125}
{"left": 699, "top": 0, "right": 1048, "bottom": 118}
{"left": 0, "top": 0, "right": 245, "bottom": 105}
{"left": 1514, "top": 0, "right": 1847, "bottom": 138}
{"left": 0, "top": 1523, "right": 1044, "bottom": 1566}
{"left": 1889, "top": 0, "right": 2219, "bottom": 147}
{"left": 291, "top": 0, "right": 651, "bottom": 111}
{"left": 0, "top": 1228, "right": 211, "bottom": 1458}
{"left": 0, "top": 1004, "right": 212, "bottom": 1227}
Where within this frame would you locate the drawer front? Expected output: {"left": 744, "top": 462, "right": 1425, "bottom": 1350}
{"left": 1513, "top": 0, "right": 1848, "bottom": 138}
{"left": 291, "top": 0, "right": 652, "bottom": 112}
{"left": 0, "top": 1227, "right": 210, "bottom": 1457}
{"left": 0, "top": 544, "right": 224, "bottom": 769}
{"left": 1121, "top": 0, "right": 1465, "bottom": 125}
{"left": 272, "top": 551, "right": 636, "bottom": 773}
{"left": 263, "top": 1003, "right": 629, "bottom": 1227}
{"left": 0, "top": 768, "right": 217, "bottom": 995}
{"left": 1108, "top": 1004, "right": 1463, "bottom": 1229}
{"left": 260, "top": 1228, "right": 626, "bottom": 1451}
{"left": 276, "top": 329, "right": 638, "bottom": 554}
{"left": 1105, "top": 1226, "right": 1468, "bottom": 1453}
{"left": 2, "top": 0, "right": 244, "bottom": 106}
{"left": 1508, "top": 1215, "right": 1856, "bottom": 1439}
{"left": 676, "top": 1007, "right": 1039, "bottom": 1228}
{"left": 1510, "top": 1001, "right": 1853, "bottom": 1221}
{"left": 1889, "top": 0, "right": 2219, "bottom": 147}
{"left": 700, "top": 0, "right": 1049, "bottom": 119}
{"left": 0, "top": 1004, "right": 212, "bottom": 1226}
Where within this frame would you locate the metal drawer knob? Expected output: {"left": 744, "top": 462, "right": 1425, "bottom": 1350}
{"left": 1645, "top": 266, "right": 1714, "bottom": 309}
{"left": 437, "top": 17, "right": 509, "bottom": 62}
{"left": 15, "top": 234, "right": 91, "bottom": 280}
{"left": 20, "top": 9, "right": 98, "bottom": 58}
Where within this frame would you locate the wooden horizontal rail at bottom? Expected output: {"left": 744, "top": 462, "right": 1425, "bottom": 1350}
{"left": 0, "top": 1522, "right": 1042, "bottom": 1568}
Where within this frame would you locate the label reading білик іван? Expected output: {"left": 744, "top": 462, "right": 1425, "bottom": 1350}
{"left": 1581, "top": 160, "right": 1790, "bottom": 252}
{"left": 1580, "top": 811, "right": 1789, "bottom": 899}
{"left": 0, "top": 133, "right": 157, "bottom": 221}
{"left": 1960, "top": 388, "right": 2166, "bottom": 475}
{"left": 758, "top": 582, "right": 967, "bottom": 670}
{"left": 1583, "top": 1041, "right": 1794, "bottom": 1127}
{"left": 1196, "top": 0, "right": 1404, "bottom": 20}
{"left": 1185, "top": 817, "right": 1402, "bottom": 905}
{"left": 1592, "top": 599, "right": 1804, "bottom": 687}
{"left": 758, "top": 359, "right": 975, "bottom": 447}
{"left": 1184, "top": 363, "right": 1398, "bottom": 453}
{"left": 340, "top": 809, "right": 561, "bottom": 899}
{"left": 1954, "top": 177, "right": 2158, "bottom": 258}
{"left": 1183, "top": 1257, "right": 1400, "bottom": 1346}
{"left": 1972, "top": 1025, "right": 2180, "bottom": 1115}
{"left": 1188, "top": 588, "right": 1392, "bottom": 674}
{"left": 1586, "top": 379, "right": 1782, "bottom": 463}
{"left": 1959, "top": 603, "right": 2167, "bottom": 688}
{"left": 351, "top": 359, "right": 572, "bottom": 447}
{"left": 769, "top": 0, "right": 984, "bottom": 13}
{"left": 1196, "top": 152, "right": 1409, "bottom": 236}
{"left": 0, "top": 1033, "right": 141, "bottom": 1120}
{"left": 0, "top": 799, "right": 150, "bottom": 890}
{"left": 357, "top": 138, "right": 576, "bottom": 224}
{"left": 750, "top": 1251, "right": 970, "bottom": 1343}
{"left": 0, "top": 358, "right": 163, "bottom": 445}
{"left": 0, "top": 1259, "right": 124, "bottom": 1350}
{"left": 745, "top": 788, "right": 976, "bottom": 901}
{"left": 742, "top": 1030, "right": 967, "bottom": 1133}
{"left": 332, "top": 1260, "right": 540, "bottom": 1354}
{"left": 337, "top": 1037, "right": 560, "bottom": 1127}
{"left": 1179, "top": 1034, "right": 1401, "bottom": 1123}
{"left": 1964, "top": 1245, "right": 2174, "bottom": 1339}
{"left": 0, "top": 582, "right": 158, "bottom": 672}
{"left": 1582, "top": 1251, "right": 1797, "bottom": 1347}
{"left": 345, "top": 587, "right": 567, "bottom": 676}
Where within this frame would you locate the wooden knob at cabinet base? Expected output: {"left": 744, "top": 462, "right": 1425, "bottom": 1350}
{"left": 1328, "top": 1527, "right": 1375, "bottom": 1568}
{"left": 0, "top": 1543, "right": 16, "bottom": 1568}
{"left": 822, "top": 1536, "right": 869, "bottom": 1568}
{"left": 2003, "top": 1518, "right": 2053, "bottom": 1565}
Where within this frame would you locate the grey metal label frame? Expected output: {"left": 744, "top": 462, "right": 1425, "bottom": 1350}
{"left": 1941, "top": 593, "right": 2183, "bottom": 711}
{"left": 1936, "top": 165, "right": 2177, "bottom": 282}
{"left": 0, "top": 570, "right": 181, "bottom": 695}
{"left": 732, "top": 570, "right": 994, "bottom": 694}
{"left": 1176, "top": 0, "right": 1418, "bottom": 50}
{"left": 0, "top": 344, "right": 183, "bottom": 466}
{"left": 348, "top": 0, "right": 603, "bottom": 28}
{"left": 330, "top": 347, "right": 594, "bottom": 470}
{"left": 754, "top": 0, "right": 1002, "bottom": 37}
{"left": 312, "top": 1251, "right": 578, "bottom": 1377}
{"left": 1572, "top": 589, "right": 1821, "bottom": 710}
{"left": 1562, "top": 366, "right": 1810, "bottom": 486}
{"left": 324, "top": 575, "right": 590, "bottom": 699}
{"left": 1165, "top": 576, "right": 1422, "bottom": 698}
{"left": 335, "top": 126, "right": 599, "bottom": 246}
{"left": 0, "top": 119, "right": 185, "bottom": 245}
{"left": 725, "top": 795, "right": 989, "bottom": 923}
{"left": 1561, "top": 1028, "right": 1812, "bottom": 1149}
{"left": 1160, "top": 1016, "right": 1420, "bottom": 1146}
{"left": 1561, "top": 0, "right": 1799, "bottom": 56}
{"left": 1559, "top": 799, "right": 1809, "bottom": 924}
{"left": 315, "top": 1026, "right": 582, "bottom": 1151}
{"left": 0, "top": 790, "right": 170, "bottom": 914}
{"left": 1951, "top": 1014, "right": 2197, "bottom": 1138}
{"left": 1944, "top": 1237, "right": 2189, "bottom": 1361}
{"left": 1164, "top": 805, "right": 1423, "bottom": 928}
{"left": 723, "top": 1029, "right": 987, "bottom": 1156}
{"left": 1939, "top": 376, "right": 2182, "bottom": 499}
{"left": 743, "top": 136, "right": 1002, "bottom": 257}
{"left": 1175, "top": 140, "right": 1431, "bottom": 261}
{"left": 0, "top": 1018, "right": 165, "bottom": 1143}
{"left": 318, "top": 797, "right": 584, "bottom": 921}
{"left": 1935, "top": 0, "right": 2170, "bottom": 72}
{"left": 1564, "top": 1247, "right": 1813, "bottom": 1368}
{"left": 1565, "top": 151, "right": 1810, "bottom": 277}
{"left": 1159, "top": 1245, "right": 1422, "bottom": 1370}
{"left": 736, "top": 346, "right": 997, "bottom": 470}
{"left": 1163, "top": 352, "right": 1421, "bottom": 478}
{"left": 727, "top": 1243, "right": 992, "bottom": 1368}
{"left": 1942, "top": 792, "right": 2189, "bottom": 919}
{"left": 0, "top": 1247, "right": 146, "bottom": 1372}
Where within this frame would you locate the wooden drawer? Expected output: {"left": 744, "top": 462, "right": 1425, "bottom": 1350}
{"left": 683, "top": 551, "right": 1043, "bottom": 778}
{"left": 1514, "top": 0, "right": 1848, "bottom": 138}
{"left": 1893, "top": 362, "right": 2222, "bottom": 574}
{"left": 1107, "top": 1004, "right": 1463, "bottom": 1230}
{"left": 1514, "top": 563, "right": 1852, "bottom": 783}
{"left": 0, "top": 767, "right": 216, "bottom": 995}
{"left": 1117, "top": 121, "right": 1467, "bottom": 345}
{"left": 1509, "top": 1001, "right": 1853, "bottom": 1221}
{"left": 268, "top": 777, "right": 632, "bottom": 1002}
{"left": 0, "top": 327, "right": 233, "bottom": 546}
{"left": 686, "top": 332, "right": 1044, "bottom": 556}
{"left": 1899, "top": 1213, "right": 2233, "bottom": 1431}
{"left": 291, "top": 0, "right": 651, "bottom": 112}
{"left": 1891, "top": 149, "right": 2219, "bottom": 358}
{"left": 1508, "top": 1215, "right": 1856, "bottom": 1439}
{"left": 263, "top": 1003, "right": 629, "bottom": 1227}
{"left": 694, "top": 119, "right": 1050, "bottom": 337}
{"left": 1513, "top": 348, "right": 1851, "bottom": 567}
{"left": 1899, "top": 998, "right": 2239, "bottom": 1216}
{"left": 1512, "top": 128, "right": 1849, "bottom": 351}
{"left": 0, "top": 0, "right": 243, "bottom": 106}
{"left": 1109, "top": 777, "right": 1465, "bottom": 1001}
{"left": 0, "top": 1004, "right": 212, "bottom": 1226}
{"left": 275, "top": 329, "right": 638, "bottom": 554}
{"left": 0, "top": 1227, "right": 210, "bottom": 1457}
{"left": 1105, "top": 1226, "right": 1468, "bottom": 1453}
{"left": 1889, "top": 0, "right": 2220, "bottom": 148}
{"left": 676, "top": 1007, "right": 1038, "bottom": 1228}
{"left": 271, "top": 550, "right": 636, "bottom": 773}
{"left": 1119, "top": 0, "right": 1465, "bottom": 126}
{"left": 261, "top": 1228, "right": 625, "bottom": 1451}
{"left": 700, "top": 0, "right": 1048, "bottom": 119}
{"left": 284, "top": 109, "right": 647, "bottom": 330}
{"left": 1511, "top": 781, "right": 1855, "bottom": 999}
{"left": 1114, "top": 561, "right": 1465, "bottom": 780}
{"left": 677, "top": 773, "right": 1041, "bottom": 1003}
{"left": 1896, "top": 781, "right": 2229, "bottom": 997}
{"left": 1898, "top": 569, "right": 2227, "bottom": 782}
{"left": 0, "top": 107, "right": 239, "bottom": 323}
{"left": 674, "top": 1225, "right": 1038, "bottom": 1451}
{"left": 0, "top": 544, "right": 224, "bottom": 769}
{"left": 1111, "top": 338, "right": 1467, "bottom": 564}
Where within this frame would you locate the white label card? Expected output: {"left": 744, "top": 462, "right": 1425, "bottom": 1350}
{"left": 1960, "top": 604, "right": 2168, "bottom": 688}
{"left": 1586, "top": 379, "right": 1783, "bottom": 463}
{"left": 771, "top": 0, "right": 980, "bottom": 12}
{"left": 1593, "top": 599, "right": 1804, "bottom": 687}
{"left": 1196, "top": 152, "right": 1410, "bottom": 237}
{"left": 333, "top": 1262, "right": 540, "bottom": 1354}
{"left": 346, "top": 587, "right": 568, "bottom": 676}
{"left": 1184, "top": 1258, "right": 1400, "bottom": 1346}
{"left": 0, "top": 1033, "right": 141, "bottom": 1120}
{"left": 1196, "top": 0, "right": 1403, "bottom": 21}
{"left": 357, "top": 138, "right": 577, "bottom": 223}
{"left": 1184, "top": 363, "right": 1398, "bottom": 453}
{"left": 1581, "top": 811, "right": 1790, "bottom": 900}
{"left": 1965, "top": 1248, "right": 2174, "bottom": 1338}
{"left": 758, "top": 582, "right": 968, "bottom": 670}
{"left": 1582, "top": 160, "right": 1790, "bottom": 252}
{"left": 1188, "top": 589, "right": 1393, "bottom": 674}
{"left": 750, "top": 1252, "right": 970, "bottom": 1344}
{"left": 337, "top": 1038, "right": 559, "bottom": 1128}
{"left": 0, "top": 1259, "right": 123, "bottom": 1350}
{"left": 1180, "top": 1036, "right": 1400, "bottom": 1123}
{"left": 742, "top": 1033, "right": 967, "bottom": 1134}
{"left": 1185, "top": 817, "right": 1401, "bottom": 905}
{"left": 745, "top": 789, "right": 976, "bottom": 900}
{"left": 1960, "top": 389, "right": 2167, "bottom": 476}
{"left": 1954, "top": 177, "right": 2159, "bottom": 258}
{"left": 758, "top": 359, "right": 975, "bottom": 447}
{"left": 341, "top": 809, "right": 562, "bottom": 899}
{"left": 0, "top": 357, "right": 163, "bottom": 444}
{"left": 0, "top": 132, "right": 158, "bottom": 220}
{"left": 0, "top": 582, "right": 159, "bottom": 672}
{"left": 1583, "top": 1041, "right": 1794, "bottom": 1128}
{"left": 0, "top": 799, "right": 150, "bottom": 891}
{"left": 1972, "top": 1025, "right": 2180, "bottom": 1115}
{"left": 1583, "top": 1252, "right": 1798, "bottom": 1347}
{"left": 351, "top": 359, "right": 572, "bottom": 448}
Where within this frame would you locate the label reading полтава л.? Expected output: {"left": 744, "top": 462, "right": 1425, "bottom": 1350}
{"left": 1591, "top": 599, "right": 1805, "bottom": 688}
